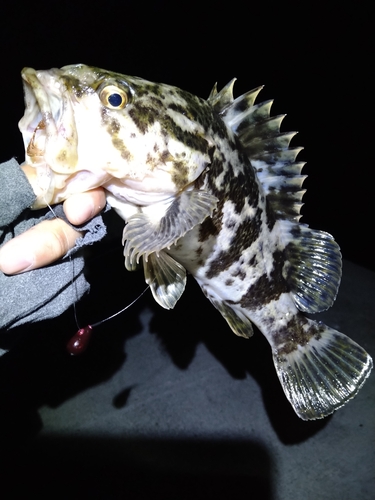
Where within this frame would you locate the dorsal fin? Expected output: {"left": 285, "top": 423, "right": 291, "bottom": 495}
{"left": 207, "top": 78, "right": 237, "bottom": 111}
{"left": 208, "top": 82, "right": 306, "bottom": 221}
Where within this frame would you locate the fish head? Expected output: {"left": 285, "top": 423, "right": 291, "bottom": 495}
{"left": 19, "top": 64, "right": 214, "bottom": 208}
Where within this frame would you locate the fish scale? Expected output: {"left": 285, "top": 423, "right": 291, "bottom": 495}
{"left": 18, "top": 64, "right": 372, "bottom": 420}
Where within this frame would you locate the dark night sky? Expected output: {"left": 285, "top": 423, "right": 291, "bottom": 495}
{"left": 1, "top": 1, "right": 374, "bottom": 271}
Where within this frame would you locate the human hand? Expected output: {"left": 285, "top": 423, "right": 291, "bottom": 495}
{"left": 0, "top": 186, "right": 106, "bottom": 275}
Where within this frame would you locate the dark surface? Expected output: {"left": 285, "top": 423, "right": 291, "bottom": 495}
{"left": 0, "top": 247, "right": 374, "bottom": 499}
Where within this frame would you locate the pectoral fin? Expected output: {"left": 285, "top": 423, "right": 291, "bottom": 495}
{"left": 123, "top": 189, "right": 218, "bottom": 266}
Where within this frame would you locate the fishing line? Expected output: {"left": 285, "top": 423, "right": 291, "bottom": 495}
{"left": 45, "top": 201, "right": 150, "bottom": 356}
{"left": 46, "top": 201, "right": 80, "bottom": 330}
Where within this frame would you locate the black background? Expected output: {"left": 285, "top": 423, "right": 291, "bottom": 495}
{"left": 0, "top": 3, "right": 374, "bottom": 498}
{"left": 1, "top": 0, "right": 374, "bottom": 270}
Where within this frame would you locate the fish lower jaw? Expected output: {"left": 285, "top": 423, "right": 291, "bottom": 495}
{"left": 119, "top": 172, "right": 180, "bottom": 197}
{"left": 104, "top": 179, "right": 177, "bottom": 207}
{"left": 29, "top": 167, "right": 112, "bottom": 208}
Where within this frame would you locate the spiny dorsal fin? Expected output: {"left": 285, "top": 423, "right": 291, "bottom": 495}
{"left": 209, "top": 81, "right": 306, "bottom": 222}
{"left": 207, "top": 78, "right": 236, "bottom": 112}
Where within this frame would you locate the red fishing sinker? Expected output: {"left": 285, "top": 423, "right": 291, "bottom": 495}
{"left": 66, "top": 325, "right": 93, "bottom": 355}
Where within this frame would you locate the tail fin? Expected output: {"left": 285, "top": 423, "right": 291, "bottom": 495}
{"left": 273, "top": 320, "right": 373, "bottom": 420}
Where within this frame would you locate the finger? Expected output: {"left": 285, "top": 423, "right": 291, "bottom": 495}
{"left": 63, "top": 188, "right": 106, "bottom": 226}
{"left": 0, "top": 219, "right": 82, "bottom": 275}
{"left": 20, "top": 163, "right": 39, "bottom": 193}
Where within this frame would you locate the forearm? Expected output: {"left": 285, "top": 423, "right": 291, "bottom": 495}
{"left": 0, "top": 159, "right": 109, "bottom": 330}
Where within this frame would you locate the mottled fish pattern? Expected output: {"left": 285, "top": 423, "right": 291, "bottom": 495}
{"left": 19, "top": 65, "right": 372, "bottom": 419}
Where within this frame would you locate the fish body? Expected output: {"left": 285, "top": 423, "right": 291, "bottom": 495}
{"left": 19, "top": 64, "right": 373, "bottom": 420}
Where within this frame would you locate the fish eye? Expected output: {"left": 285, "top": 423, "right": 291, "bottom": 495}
{"left": 99, "top": 85, "right": 129, "bottom": 109}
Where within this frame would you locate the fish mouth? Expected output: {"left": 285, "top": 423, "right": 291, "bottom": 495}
{"left": 18, "top": 67, "right": 77, "bottom": 173}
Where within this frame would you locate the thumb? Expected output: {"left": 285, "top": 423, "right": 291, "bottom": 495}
{"left": 0, "top": 219, "right": 82, "bottom": 274}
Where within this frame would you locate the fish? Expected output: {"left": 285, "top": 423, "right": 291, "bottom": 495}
{"left": 18, "top": 64, "right": 372, "bottom": 420}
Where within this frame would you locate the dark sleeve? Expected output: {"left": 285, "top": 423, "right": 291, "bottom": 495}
{"left": 0, "top": 158, "right": 36, "bottom": 228}
{"left": 0, "top": 159, "right": 109, "bottom": 331}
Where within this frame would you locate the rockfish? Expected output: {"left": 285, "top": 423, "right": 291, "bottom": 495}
{"left": 19, "top": 64, "right": 372, "bottom": 420}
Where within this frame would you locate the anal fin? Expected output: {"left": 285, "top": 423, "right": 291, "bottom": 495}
{"left": 273, "top": 319, "right": 373, "bottom": 420}
{"left": 210, "top": 299, "right": 254, "bottom": 339}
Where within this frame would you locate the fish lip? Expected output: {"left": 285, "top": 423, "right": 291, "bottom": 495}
{"left": 21, "top": 68, "right": 61, "bottom": 135}
{"left": 18, "top": 67, "right": 64, "bottom": 161}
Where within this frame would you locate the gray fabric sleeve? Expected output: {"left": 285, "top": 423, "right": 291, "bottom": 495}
{"left": 0, "top": 159, "right": 109, "bottom": 330}
{"left": 0, "top": 158, "right": 36, "bottom": 227}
